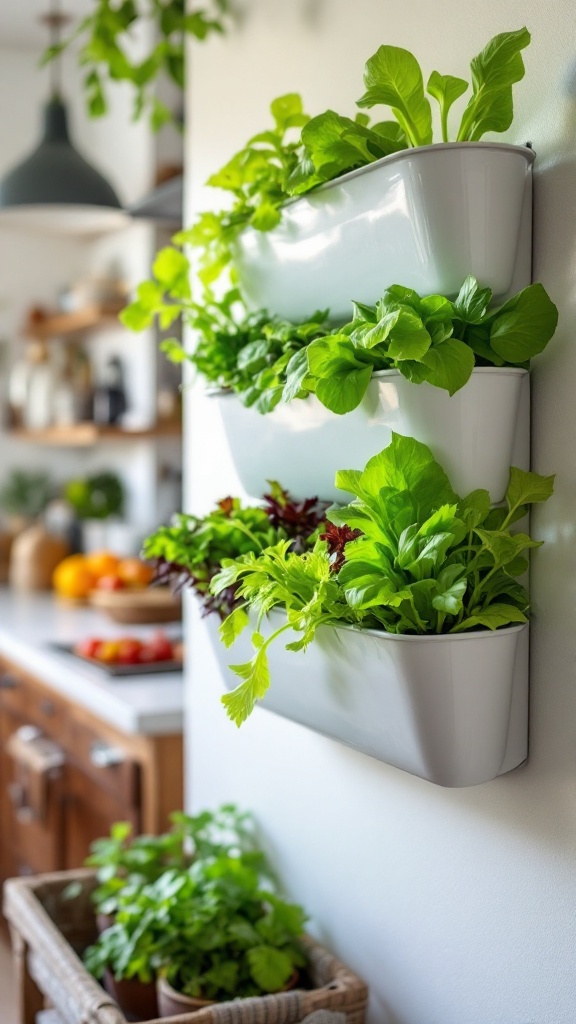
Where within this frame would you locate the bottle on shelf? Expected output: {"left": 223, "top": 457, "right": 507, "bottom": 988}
{"left": 92, "top": 356, "right": 127, "bottom": 425}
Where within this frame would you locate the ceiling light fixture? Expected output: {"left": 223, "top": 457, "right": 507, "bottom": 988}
{"left": 0, "top": 1, "right": 129, "bottom": 235}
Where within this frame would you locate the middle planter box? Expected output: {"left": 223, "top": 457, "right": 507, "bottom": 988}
{"left": 212, "top": 366, "right": 529, "bottom": 504}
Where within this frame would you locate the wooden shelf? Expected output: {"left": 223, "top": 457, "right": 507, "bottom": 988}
{"left": 23, "top": 307, "right": 125, "bottom": 341}
{"left": 9, "top": 422, "right": 182, "bottom": 446}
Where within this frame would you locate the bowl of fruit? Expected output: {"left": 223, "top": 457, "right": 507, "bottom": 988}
{"left": 52, "top": 551, "right": 181, "bottom": 624}
{"left": 70, "top": 630, "right": 183, "bottom": 675}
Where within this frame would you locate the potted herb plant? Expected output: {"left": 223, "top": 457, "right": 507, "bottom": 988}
{"left": 175, "top": 28, "right": 534, "bottom": 317}
{"left": 213, "top": 276, "right": 556, "bottom": 502}
{"left": 81, "top": 806, "right": 265, "bottom": 1020}
{"left": 153, "top": 856, "right": 308, "bottom": 1016}
{"left": 84, "top": 852, "right": 307, "bottom": 1020}
{"left": 125, "top": 271, "right": 556, "bottom": 503}
{"left": 0, "top": 469, "right": 52, "bottom": 534}
{"left": 207, "top": 434, "right": 554, "bottom": 787}
{"left": 86, "top": 806, "right": 260, "bottom": 924}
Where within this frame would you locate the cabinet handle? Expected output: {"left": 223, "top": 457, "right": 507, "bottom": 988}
{"left": 90, "top": 741, "right": 125, "bottom": 768}
{"left": 8, "top": 782, "right": 34, "bottom": 822}
{"left": 0, "top": 673, "right": 18, "bottom": 689}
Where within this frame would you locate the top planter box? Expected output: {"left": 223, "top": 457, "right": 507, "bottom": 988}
{"left": 233, "top": 142, "right": 535, "bottom": 322}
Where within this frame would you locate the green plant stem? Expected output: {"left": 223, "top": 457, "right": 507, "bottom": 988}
{"left": 441, "top": 107, "right": 450, "bottom": 143}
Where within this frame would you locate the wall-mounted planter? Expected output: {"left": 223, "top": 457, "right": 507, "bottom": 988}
{"left": 208, "top": 615, "right": 529, "bottom": 788}
{"left": 233, "top": 142, "right": 534, "bottom": 322}
{"left": 213, "top": 367, "right": 529, "bottom": 504}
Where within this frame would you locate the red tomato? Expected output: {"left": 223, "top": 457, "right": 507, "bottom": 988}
{"left": 147, "top": 631, "right": 174, "bottom": 661}
{"left": 75, "top": 637, "right": 102, "bottom": 659}
{"left": 137, "top": 644, "right": 158, "bottom": 664}
{"left": 117, "top": 638, "right": 143, "bottom": 665}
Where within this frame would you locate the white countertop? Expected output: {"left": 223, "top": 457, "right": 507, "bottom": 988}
{"left": 0, "top": 588, "right": 184, "bottom": 736}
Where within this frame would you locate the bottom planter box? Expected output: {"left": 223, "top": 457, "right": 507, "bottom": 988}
{"left": 3, "top": 869, "right": 368, "bottom": 1024}
{"left": 208, "top": 616, "right": 529, "bottom": 788}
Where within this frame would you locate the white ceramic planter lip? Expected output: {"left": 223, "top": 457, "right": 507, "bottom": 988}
{"left": 332, "top": 620, "right": 528, "bottom": 644}
{"left": 207, "top": 365, "right": 529, "bottom": 398}
{"left": 273, "top": 141, "right": 535, "bottom": 212}
{"left": 371, "top": 366, "right": 528, "bottom": 380}
{"left": 265, "top": 609, "right": 528, "bottom": 645}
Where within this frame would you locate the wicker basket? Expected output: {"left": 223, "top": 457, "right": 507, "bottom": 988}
{"left": 3, "top": 870, "right": 368, "bottom": 1024}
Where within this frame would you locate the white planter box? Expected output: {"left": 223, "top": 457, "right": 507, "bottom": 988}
{"left": 208, "top": 615, "right": 529, "bottom": 788}
{"left": 213, "top": 367, "right": 529, "bottom": 504}
{"left": 234, "top": 142, "right": 534, "bottom": 322}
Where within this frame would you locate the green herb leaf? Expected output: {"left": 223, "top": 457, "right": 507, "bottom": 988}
{"left": 427, "top": 71, "right": 468, "bottom": 142}
{"left": 221, "top": 644, "right": 272, "bottom": 726}
{"left": 488, "top": 283, "right": 559, "bottom": 363}
{"left": 219, "top": 607, "right": 250, "bottom": 649}
{"left": 456, "top": 28, "right": 531, "bottom": 141}
{"left": 505, "top": 466, "right": 556, "bottom": 516}
{"left": 358, "top": 45, "right": 433, "bottom": 147}
{"left": 419, "top": 337, "right": 475, "bottom": 394}
{"left": 247, "top": 945, "right": 293, "bottom": 991}
{"left": 451, "top": 604, "right": 528, "bottom": 632}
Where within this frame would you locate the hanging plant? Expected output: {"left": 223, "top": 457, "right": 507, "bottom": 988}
{"left": 42, "top": 0, "right": 230, "bottom": 130}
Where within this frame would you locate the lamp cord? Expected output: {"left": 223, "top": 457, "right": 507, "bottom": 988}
{"left": 42, "top": 0, "right": 69, "bottom": 101}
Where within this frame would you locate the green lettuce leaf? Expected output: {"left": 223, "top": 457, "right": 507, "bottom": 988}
{"left": 357, "top": 45, "right": 433, "bottom": 147}
{"left": 457, "top": 28, "right": 531, "bottom": 141}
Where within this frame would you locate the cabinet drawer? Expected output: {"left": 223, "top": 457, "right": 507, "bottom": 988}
{"left": 0, "top": 662, "right": 30, "bottom": 719}
{"left": 0, "top": 661, "right": 69, "bottom": 738}
{"left": 67, "top": 719, "right": 140, "bottom": 807}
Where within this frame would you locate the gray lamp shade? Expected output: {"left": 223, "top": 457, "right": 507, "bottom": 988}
{"left": 0, "top": 98, "right": 129, "bottom": 235}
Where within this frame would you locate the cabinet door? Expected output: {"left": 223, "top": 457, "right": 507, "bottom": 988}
{"left": 64, "top": 762, "right": 140, "bottom": 869}
{"left": 1, "top": 712, "right": 65, "bottom": 876}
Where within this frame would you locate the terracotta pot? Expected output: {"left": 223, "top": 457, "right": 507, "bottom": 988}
{"left": 104, "top": 969, "right": 159, "bottom": 1022}
{"left": 156, "top": 976, "right": 215, "bottom": 1018}
{"left": 157, "top": 970, "right": 300, "bottom": 1018}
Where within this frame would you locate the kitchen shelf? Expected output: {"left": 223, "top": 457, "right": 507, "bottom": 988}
{"left": 23, "top": 306, "right": 124, "bottom": 341}
{"left": 9, "top": 422, "right": 182, "bottom": 446}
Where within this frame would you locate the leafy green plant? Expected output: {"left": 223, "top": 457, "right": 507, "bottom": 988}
{"left": 180, "top": 92, "right": 310, "bottom": 284}
{"left": 0, "top": 471, "right": 52, "bottom": 520}
{"left": 121, "top": 28, "right": 534, "bottom": 304}
{"left": 290, "top": 28, "right": 531, "bottom": 194}
{"left": 124, "top": 267, "right": 558, "bottom": 414}
{"left": 210, "top": 433, "right": 554, "bottom": 725}
{"left": 284, "top": 276, "right": 558, "bottom": 411}
{"left": 143, "top": 484, "right": 328, "bottom": 618}
{"left": 42, "top": 0, "right": 230, "bottom": 130}
{"left": 64, "top": 472, "right": 124, "bottom": 520}
{"left": 84, "top": 853, "right": 308, "bottom": 998}
{"left": 150, "top": 28, "right": 530, "bottom": 282}
{"left": 121, "top": 256, "right": 330, "bottom": 413}
{"left": 85, "top": 805, "right": 261, "bottom": 917}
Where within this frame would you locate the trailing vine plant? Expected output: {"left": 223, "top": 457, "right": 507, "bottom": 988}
{"left": 42, "top": 0, "right": 230, "bottom": 129}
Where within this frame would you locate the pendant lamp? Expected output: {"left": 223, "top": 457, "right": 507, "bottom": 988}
{"left": 0, "top": 4, "right": 129, "bottom": 235}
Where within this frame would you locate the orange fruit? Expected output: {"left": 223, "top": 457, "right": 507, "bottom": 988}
{"left": 52, "top": 555, "right": 96, "bottom": 600}
{"left": 117, "top": 558, "right": 154, "bottom": 588}
{"left": 84, "top": 551, "right": 121, "bottom": 579}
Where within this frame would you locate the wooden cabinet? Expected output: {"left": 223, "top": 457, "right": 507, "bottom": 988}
{"left": 0, "top": 655, "right": 183, "bottom": 881}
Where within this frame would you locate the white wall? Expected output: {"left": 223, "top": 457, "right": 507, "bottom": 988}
{"left": 184, "top": 3, "right": 576, "bottom": 1022}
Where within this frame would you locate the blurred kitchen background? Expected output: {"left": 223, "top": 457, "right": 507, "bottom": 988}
{"left": 0, "top": 0, "right": 183, "bottom": 575}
